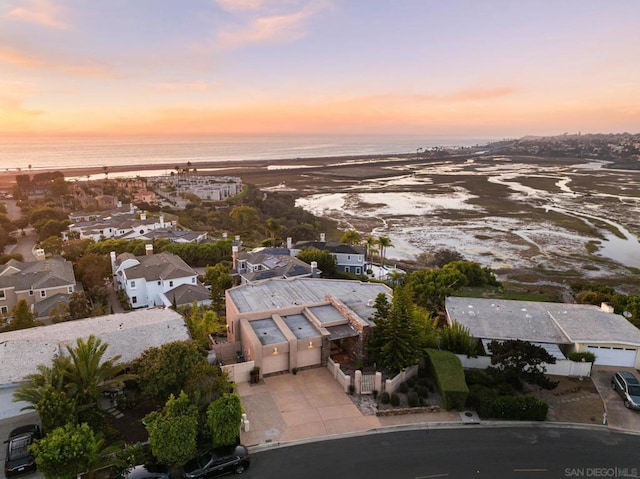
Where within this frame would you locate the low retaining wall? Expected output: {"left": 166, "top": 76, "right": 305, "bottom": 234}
{"left": 455, "top": 354, "right": 593, "bottom": 377}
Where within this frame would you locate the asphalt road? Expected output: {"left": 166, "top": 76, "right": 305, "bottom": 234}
{"left": 244, "top": 426, "right": 640, "bottom": 479}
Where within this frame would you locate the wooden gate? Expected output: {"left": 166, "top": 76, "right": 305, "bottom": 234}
{"left": 360, "top": 373, "right": 376, "bottom": 394}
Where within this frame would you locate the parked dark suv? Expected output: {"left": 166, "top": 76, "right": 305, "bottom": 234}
{"left": 4, "top": 424, "right": 41, "bottom": 478}
{"left": 182, "top": 445, "right": 250, "bottom": 478}
{"left": 611, "top": 371, "right": 640, "bottom": 410}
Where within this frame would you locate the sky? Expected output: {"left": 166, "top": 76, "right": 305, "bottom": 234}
{"left": 1, "top": 0, "right": 639, "bottom": 138}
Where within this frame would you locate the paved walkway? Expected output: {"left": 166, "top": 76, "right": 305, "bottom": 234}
{"left": 237, "top": 367, "right": 461, "bottom": 447}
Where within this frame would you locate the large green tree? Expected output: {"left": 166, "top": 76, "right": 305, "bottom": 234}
{"left": 370, "top": 286, "right": 421, "bottom": 373}
{"left": 35, "top": 386, "right": 77, "bottom": 434}
{"left": 30, "top": 423, "right": 102, "bottom": 479}
{"left": 133, "top": 340, "right": 206, "bottom": 404}
{"left": 6, "top": 299, "right": 42, "bottom": 331}
{"left": 296, "top": 248, "right": 337, "bottom": 277}
{"left": 488, "top": 339, "right": 558, "bottom": 390}
{"left": 206, "top": 392, "right": 243, "bottom": 447}
{"left": 202, "top": 263, "right": 233, "bottom": 311}
{"left": 144, "top": 391, "right": 198, "bottom": 465}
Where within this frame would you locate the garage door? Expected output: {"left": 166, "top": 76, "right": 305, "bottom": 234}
{"left": 587, "top": 346, "right": 637, "bottom": 367}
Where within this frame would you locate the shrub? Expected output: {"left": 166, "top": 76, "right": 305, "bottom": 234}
{"left": 466, "top": 384, "right": 498, "bottom": 417}
{"left": 407, "top": 391, "right": 420, "bottom": 407}
{"left": 425, "top": 349, "right": 469, "bottom": 410}
{"left": 399, "top": 382, "right": 409, "bottom": 394}
{"left": 390, "top": 393, "right": 400, "bottom": 407}
{"left": 567, "top": 351, "right": 596, "bottom": 363}
{"left": 380, "top": 392, "right": 390, "bottom": 404}
{"left": 491, "top": 396, "right": 549, "bottom": 421}
{"left": 416, "top": 385, "right": 429, "bottom": 399}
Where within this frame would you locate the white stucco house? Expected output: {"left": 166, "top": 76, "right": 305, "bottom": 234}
{"left": 111, "top": 246, "right": 210, "bottom": 308}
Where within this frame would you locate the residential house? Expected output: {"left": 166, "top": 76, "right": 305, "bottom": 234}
{"left": 232, "top": 246, "right": 319, "bottom": 284}
{"left": 0, "top": 308, "right": 190, "bottom": 421}
{"left": 289, "top": 234, "right": 366, "bottom": 275}
{"left": 446, "top": 297, "right": 640, "bottom": 369}
{"left": 0, "top": 256, "right": 76, "bottom": 318}
{"left": 65, "top": 210, "right": 177, "bottom": 242}
{"left": 112, "top": 246, "right": 210, "bottom": 308}
{"left": 225, "top": 277, "right": 392, "bottom": 376}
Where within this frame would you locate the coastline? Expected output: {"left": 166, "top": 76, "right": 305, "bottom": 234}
{"left": 0, "top": 152, "right": 420, "bottom": 190}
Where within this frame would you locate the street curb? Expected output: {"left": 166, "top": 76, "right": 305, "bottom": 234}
{"left": 247, "top": 420, "right": 636, "bottom": 454}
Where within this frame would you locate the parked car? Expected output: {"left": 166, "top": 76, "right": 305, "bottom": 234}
{"left": 611, "top": 370, "right": 640, "bottom": 410}
{"left": 4, "top": 424, "right": 41, "bottom": 478}
{"left": 110, "top": 443, "right": 170, "bottom": 479}
{"left": 113, "top": 463, "right": 170, "bottom": 479}
{"left": 182, "top": 445, "right": 250, "bottom": 478}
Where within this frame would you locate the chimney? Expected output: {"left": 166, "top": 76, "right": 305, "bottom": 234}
{"left": 34, "top": 248, "right": 45, "bottom": 261}
{"left": 110, "top": 251, "right": 117, "bottom": 275}
{"left": 320, "top": 233, "right": 326, "bottom": 242}
{"left": 160, "top": 215, "right": 164, "bottom": 228}
{"left": 222, "top": 232, "right": 228, "bottom": 239}
{"left": 287, "top": 237, "right": 292, "bottom": 249}
{"left": 600, "top": 302, "right": 614, "bottom": 313}
{"left": 232, "top": 245, "right": 239, "bottom": 270}
{"left": 310, "top": 261, "right": 318, "bottom": 277}
{"left": 145, "top": 244, "right": 153, "bottom": 256}
{"left": 140, "top": 211, "right": 147, "bottom": 221}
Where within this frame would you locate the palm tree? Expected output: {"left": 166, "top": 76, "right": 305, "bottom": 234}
{"left": 377, "top": 235, "right": 393, "bottom": 268}
{"left": 63, "top": 335, "right": 132, "bottom": 409}
{"left": 13, "top": 358, "right": 71, "bottom": 410}
{"left": 340, "top": 229, "right": 361, "bottom": 245}
{"left": 264, "top": 218, "right": 282, "bottom": 247}
{"left": 365, "top": 236, "right": 378, "bottom": 265}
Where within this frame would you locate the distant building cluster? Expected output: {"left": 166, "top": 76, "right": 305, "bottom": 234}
{"left": 147, "top": 175, "right": 243, "bottom": 207}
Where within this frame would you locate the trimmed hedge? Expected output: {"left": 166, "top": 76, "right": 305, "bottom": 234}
{"left": 567, "top": 351, "right": 596, "bottom": 363}
{"left": 425, "top": 349, "right": 469, "bottom": 410}
{"left": 466, "top": 385, "right": 549, "bottom": 420}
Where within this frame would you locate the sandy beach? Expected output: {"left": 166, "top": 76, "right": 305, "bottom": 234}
{"left": 0, "top": 153, "right": 420, "bottom": 190}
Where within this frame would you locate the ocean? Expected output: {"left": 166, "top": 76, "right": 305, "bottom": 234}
{"left": 0, "top": 134, "right": 494, "bottom": 173}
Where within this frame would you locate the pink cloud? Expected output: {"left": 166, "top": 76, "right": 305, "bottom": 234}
{"left": 6, "top": 0, "right": 68, "bottom": 29}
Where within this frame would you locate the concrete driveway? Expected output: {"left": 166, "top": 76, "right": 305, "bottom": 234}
{"left": 591, "top": 365, "right": 640, "bottom": 433}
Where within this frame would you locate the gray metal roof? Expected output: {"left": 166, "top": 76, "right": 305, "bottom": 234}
{"left": 0, "top": 308, "right": 190, "bottom": 385}
{"left": 308, "top": 305, "right": 347, "bottom": 324}
{"left": 446, "top": 297, "right": 640, "bottom": 346}
{"left": 228, "top": 278, "right": 391, "bottom": 321}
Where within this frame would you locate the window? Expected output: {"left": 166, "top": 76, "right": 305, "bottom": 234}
{"left": 0, "top": 306, "right": 7, "bottom": 314}
{"left": 344, "top": 266, "right": 350, "bottom": 273}
{"left": 169, "top": 281, "right": 173, "bottom": 287}
{"left": 130, "top": 280, "right": 136, "bottom": 288}
{"left": 29, "top": 290, "right": 34, "bottom": 296}
{"left": 158, "top": 280, "right": 161, "bottom": 285}
{"left": 191, "top": 277, "right": 195, "bottom": 283}
{"left": 355, "top": 267, "right": 361, "bottom": 274}
{"left": 40, "top": 290, "right": 46, "bottom": 298}
{"left": 132, "top": 296, "right": 137, "bottom": 304}
{"left": 0, "top": 290, "right": 4, "bottom": 299}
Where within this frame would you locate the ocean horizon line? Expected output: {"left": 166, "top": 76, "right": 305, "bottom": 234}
{"left": 0, "top": 133, "right": 497, "bottom": 173}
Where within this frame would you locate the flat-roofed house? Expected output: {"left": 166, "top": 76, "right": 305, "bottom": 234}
{"left": 225, "top": 277, "right": 392, "bottom": 376}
